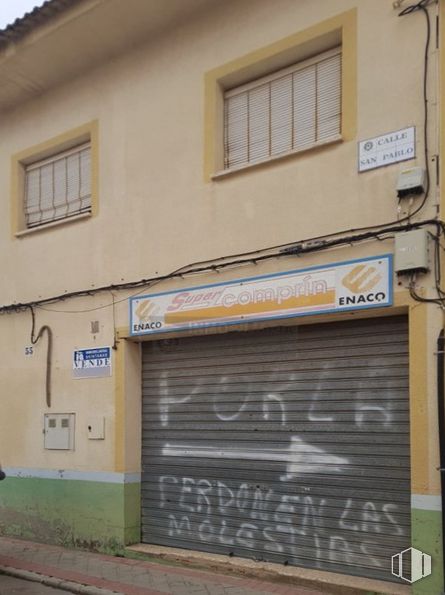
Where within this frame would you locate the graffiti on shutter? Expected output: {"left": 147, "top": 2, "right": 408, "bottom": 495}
{"left": 141, "top": 317, "right": 410, "bottom": 582}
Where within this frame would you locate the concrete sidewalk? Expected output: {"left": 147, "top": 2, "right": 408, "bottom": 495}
{"left": 0, "top": 537, "right": 326, "bottom": 595}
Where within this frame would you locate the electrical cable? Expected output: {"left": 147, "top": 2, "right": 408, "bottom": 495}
{"left": 433, "top": 230, "right": 445, "bottom": 297}
{"left": 0, "top": 0, "right": 436, "bottom": 316}
{"left": 33, "top": 263, "right": 204, "bottom": 314}
{"left": 0, "top": 218, "right": 440, "bottom": 315}
{"left": 407, "top": 225, "right": 445, "bottom": 307}
{"left": 436, "top": 330, "right": 445, "bottom": 582}
{"left": 409, "top": 271, "right": 445, "bottom": 306}
{"left": 29, "top": 306, "right": 53, "bottom": 408}
{"left": 281, "top": 0, "right": 433, "bottom": 245}
{"left": 396, "top": 0, "right": 431, "bottom": 218}
{"left": 196, "top": 0, "right": 433, "bottom": 266}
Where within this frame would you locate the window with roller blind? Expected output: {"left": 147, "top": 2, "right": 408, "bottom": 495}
{"left": 23, "top": 142, "right": 92, "bottom": 228}
{"left": 223, "top": 48, "right": 341, "bottom": 171}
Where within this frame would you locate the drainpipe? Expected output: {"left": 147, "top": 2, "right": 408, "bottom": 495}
{"left": 437, "top": 329, "right": 445, "bottom": 585}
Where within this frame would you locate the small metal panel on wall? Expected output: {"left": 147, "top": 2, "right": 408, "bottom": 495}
{"left": 140, "top": 316, "right": 410, "bottom": 582}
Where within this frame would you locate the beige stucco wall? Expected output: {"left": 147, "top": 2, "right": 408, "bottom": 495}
{"left": 0, "top": 0, "right": 437, "bottom": 300}
{"left": 0, "top": 0, "right": 442, "bottom": 486}
{"left": 0, "top": 299, "right": 117, "bottom": 471}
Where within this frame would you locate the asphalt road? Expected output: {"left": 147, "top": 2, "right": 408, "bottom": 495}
{"left": 0, "top": 574, "right": 71, "bottom": 594}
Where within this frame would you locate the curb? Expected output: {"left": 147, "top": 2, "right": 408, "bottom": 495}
{"left": 0, "top": 565, "right": 120, "bottom": 595}
{"left": 126, "top": 545, "right": 404, "bottom": 595}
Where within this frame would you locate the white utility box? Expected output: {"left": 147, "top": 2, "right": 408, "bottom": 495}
{"left": 87, "top": 416, "right": 105, "bottom": 440}
{"left": 396, "top": 167, "right": 426, "bottom": 198}
{"left": 44, "top": 413, "right": 75, "bottom": 450}
{"left": 394, "top": 229, "right": 430, "bottom": 274}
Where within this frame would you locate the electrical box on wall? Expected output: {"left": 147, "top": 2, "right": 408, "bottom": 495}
{"left": 396, "top": 167, "right": 426, "bottom": 198}
{"left": 44, "top": 413, "right": 75, "bottom": 450}
{"left": 394, "top": 229, "right": 430, "bottom": 275}
{"left": 87, "top": 416, "right": 105, "bottom": 440}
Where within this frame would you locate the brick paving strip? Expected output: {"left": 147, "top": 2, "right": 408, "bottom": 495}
{"left": 0, "top": 537, "right": 324, "bottom": 595}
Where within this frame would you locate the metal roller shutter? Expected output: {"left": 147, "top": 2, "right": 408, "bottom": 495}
{"left": 141, "top": 316, "right": 410, "bottom": 583}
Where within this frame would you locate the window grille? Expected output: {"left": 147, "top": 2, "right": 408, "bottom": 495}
{"left": 223, "top": 48, "right": 341, "bottom": 170}
{"left": 24, "top": 143, "right": 91, "bottom": 228}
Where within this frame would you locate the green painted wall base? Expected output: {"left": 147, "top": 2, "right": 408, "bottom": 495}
{"left": 0, "top": 477, "right": 140, "bottom": 554}
{"left": 412, "top": 508, "right": 443, "bottom": 595}
{"left": 1, "top": 478, "right": 443, "bottom": 594}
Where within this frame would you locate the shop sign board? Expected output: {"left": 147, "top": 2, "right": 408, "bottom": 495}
{"left": 73, "top": 347, "right": 111, "bottom": 378}
{"left": 358, "top": 127, "right": 415, "bottom": 172}
{"left": 130, "top": 255, "right": 392, "bottom": 337}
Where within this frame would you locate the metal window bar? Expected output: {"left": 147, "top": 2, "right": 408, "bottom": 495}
{"left": 24, "top": 142, "right": 91, "bottom": 228}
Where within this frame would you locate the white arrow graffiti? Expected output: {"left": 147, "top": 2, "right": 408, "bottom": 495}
{"left": 162, "top": 436, "right": 348, "bottom": 480}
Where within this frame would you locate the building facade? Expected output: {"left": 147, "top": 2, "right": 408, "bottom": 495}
{"left": 0, "top": 0, "right": 444, "bottom": 592}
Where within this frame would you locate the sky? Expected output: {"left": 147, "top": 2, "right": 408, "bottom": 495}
{"left": 0, "top": 0, "right": 45, "bottom": 29}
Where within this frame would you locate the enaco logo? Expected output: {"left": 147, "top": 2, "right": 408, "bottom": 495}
{"left": 391, "top": 547, "right": 432, "bottom": 584}
{"left": 135, "top": 299, "right": 155, "bottom": 322}
{"left": 133, "top": 299, "right": 162, "bottom": 332}
{"left": 341, "top": 264, "right": 382, "bottom": 294}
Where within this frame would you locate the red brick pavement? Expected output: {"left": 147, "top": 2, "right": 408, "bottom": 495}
{"left": 0, "top": 537, "right": 326, "bottom": 595}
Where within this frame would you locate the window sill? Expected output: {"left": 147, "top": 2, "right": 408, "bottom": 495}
{"left": 211, "top": 135, "right": 342, "bottom": 180}
{"left": 15, "top": 212, "right": 92, "bottom": 238}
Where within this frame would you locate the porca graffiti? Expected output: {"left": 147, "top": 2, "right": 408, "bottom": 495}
{"left": 144, "top": 345, "right": 409, "bottom": 576}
